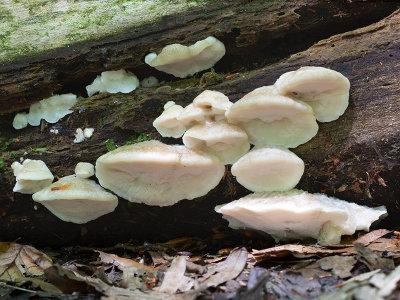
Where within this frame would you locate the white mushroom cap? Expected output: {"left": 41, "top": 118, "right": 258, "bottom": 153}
{"left": 95, "top": 140, "right": 225, "bottom": 206}
{"left": 144, "top": 36, "right": 226, "bottom": 78}
{"left": 26, "top": 94, "right": 77, "bottom": 126}
{"left": 32, "top": 175, "right": 118, "bottom": 224}
{"left": 225, "top": 89, "right": 318, "bottom": 148}
{"left": 231, "top": 146, "right": 304, "bottom": 192}
{"left": 153, "top": 101, "right": 186, "bottom": 138}
{"left": 274, "top": 66, "right": 350, "bottom": 122}
{"left": 192, "top": 90, "right": 232, "bottom": 120}
{"left": 75, "top": 162, "right": 95, "bottom": 178}
{"left": 86, "top": 69, "right": 140, "bottom": 97}
{"left": 215, "top": 189, "right": 387, "bottom": 245}
{"left": 177, "top": 103, "right": 206, "bottom": 127}
{"left": 141, "top": 76, "right": 159, "bottom": 88}
{"left": 11, "top": 159, "right": 54, "bottom": 194}
{"left": 183, "top": 121, "right": 250, "bottom": 165}
{"left": 13, "top": 112, "right": 28, "bottom": 130}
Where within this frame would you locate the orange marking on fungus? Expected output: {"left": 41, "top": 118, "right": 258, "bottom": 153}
{"left": 51, "top": 184, "right": 71, "bottom": 191}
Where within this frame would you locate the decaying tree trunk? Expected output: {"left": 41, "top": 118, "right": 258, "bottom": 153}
{"left": 0, "top": 1, "right": 399, "bottom": 247}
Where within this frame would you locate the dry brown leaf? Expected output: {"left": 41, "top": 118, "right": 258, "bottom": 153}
{"left": 253, "top": 232, "right": 400, "bottom": 263}
{"left": 158, "top": 256, "right": 194, "bottom": 293}
{"left": 96, "top": 250, "right": 155, "bottom": 272}
{"left": 0, "top": 242, "right": 52, "bottom": 282}
{"left": 199, "top": 247, "right": 247, "bottom": 288}
{"left": 252, "top": 245, "right": 347, "bottom": 262}
{"left": 353, "top": 230, "right": 391, "bottom": 246}
{"left": 318, "top": 255, "right": 357, "bottom": 278}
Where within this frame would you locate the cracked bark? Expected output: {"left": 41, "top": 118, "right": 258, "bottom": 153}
{"left": 0, "top": 1, "right": 399, "bottom": 246}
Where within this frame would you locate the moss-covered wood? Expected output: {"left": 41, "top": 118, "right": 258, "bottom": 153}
{"left": 0, "top": 2, "right": 399, "bottom": 247}
{"left": 0, "top": 0, "right": 398, "bottom": 113}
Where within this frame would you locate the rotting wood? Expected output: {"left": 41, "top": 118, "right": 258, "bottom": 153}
{"left": 0, "top": 4, "right": 399, "bottom": 247}
{"left": 0, "top": 0, "right": 398, "bottom": 114}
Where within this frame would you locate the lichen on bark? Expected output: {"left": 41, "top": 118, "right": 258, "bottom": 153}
{"left": 0, "top": 0, "right": 216, "bottom": 62}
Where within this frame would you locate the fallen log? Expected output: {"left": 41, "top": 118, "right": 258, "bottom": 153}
{"left": 0, "top": 2, "right": 399, "bottom": 247}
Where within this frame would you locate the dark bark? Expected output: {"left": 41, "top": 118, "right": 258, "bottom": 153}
{"left": 0, "top": 2, "right": 399, "bottom": 247}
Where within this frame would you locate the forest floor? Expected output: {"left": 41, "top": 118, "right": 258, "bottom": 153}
{"left": 1, "top": 229, "right": 400, "bottom": 299}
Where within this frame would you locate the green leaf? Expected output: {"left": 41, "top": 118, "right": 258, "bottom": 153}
{"left": 105, "top": 140, "right": 117, "bottom": 151}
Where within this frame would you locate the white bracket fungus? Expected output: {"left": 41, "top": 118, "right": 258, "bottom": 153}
{"left": 215, "top": 189, "right": 387, "bottom": 245}
{"left": 86, "top": 69, "right": 140, "bottom": 97}
{"left": 153, "top": 90, "right": 233, "bottom": 138}
{"left": 32, "top": 175, "right": 118, "bottom": 224}
{"left": 231, "top": 146, "right": 304, "bottom": 192}
{"left": 226, "top": 87, "right": 318, "bottom": 148}
{"left": 11, "top": 159, "right": 54, "bottom": 194}
{"left": 153, "top": 101, "right": 186, "bottom": 138}
{"left": 144, "top": 36, "right": 226, "bottom": 78}
{"left": 12, "top": 112, "right": 28, "bottom": 130}
{"left": 74, "top": 127, "right": 95, "bottom": 143}
{"left": 75, "top": 162, "right": 95, "bottom": 179}
{"left": 13, "top": 94, "right": 77, "bottom": 130}
{"left": 192, "top": 90, "right": 232, "bottom": 120}
{"left": 177, "top": 103, "right": 207, "bottom": 127}
{"left": 73, "top": 128, "right": 85, "bottom": 144}
{"left": 95, "top": 140, "right": 225, "bottom": 206}
{"left": 183, "top": 121, "right": 250, "bottom": 165}
{"left": 141, "top": 76, "right": 160, "bottom": 88}
{"left": 274, "top": 66, "right": 350, "bottom": 122}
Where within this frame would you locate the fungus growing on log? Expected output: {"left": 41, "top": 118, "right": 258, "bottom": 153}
{"left": 11, "top": 159, "right": 54, "bottom": 194}
{"left": 153, "top": 101, "right": 186, "bottom": 138}
{"left": 215, "top": 189, "right": 387, "bottom": 245}
{"left": 95, "top": 140, "right": 225, "bottom": 206}
{"left": 32, "top": 175, "right": 118, "bottom": 224}
{"left": 12, "top": 94, "right": 77, "bottom": 129}
{"left": 183, "top": 121, "right": 250, "bottom": 165}
{"left": 144, "top": 36, "right": 226, "bottom": 78}
{"left": 75, "top": 162, "right": 95, "bottom": 179}
{"left": 86, "top": 69, "right": 140, "bottom": 97}
{"left": 192, "top": 90, "right": 232, "bottom": 121}
{"left": 274, "top": 66, "right": 350, "bottom": 122}
{"left": 231, "top": 147, "right": 304, "bottom": 192}
{"left": 225, "top": 88, "right": 318, "bottom": 148}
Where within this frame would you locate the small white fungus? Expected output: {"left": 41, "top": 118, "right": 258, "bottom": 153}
{"left": 86, "top": 69, "right": 140, "bottom": 97}
{"left": 141, "top": 76, "right": 159, "bottom": 88}
{"left": 13, "top": 94, "right": 77, "bottom": 130}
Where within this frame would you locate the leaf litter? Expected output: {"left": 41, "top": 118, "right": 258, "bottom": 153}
{"left": 2, "top": 230, "right": 400, "bottom": 299}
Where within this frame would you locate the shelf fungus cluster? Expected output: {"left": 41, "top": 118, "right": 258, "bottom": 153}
{"left": 12, "top": 160, "right": 118, "bottom": 224}
{"left": 10, "top": 66, "right": 387, "bottom": 244}
{"left": 213, "top": 66, "right": 386, "bottom": 245}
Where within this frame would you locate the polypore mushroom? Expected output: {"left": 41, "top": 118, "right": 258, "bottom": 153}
{"left": 183, "top": 121, "right": 250, "bottom": 165}
{"left": 11, "top": 159, "right": 54, "bottom": 194}
{"left": 13, "top": 94, "right": 77, "bottom": 129}
{"left": 231, "top": 146, "right": 304, "bottom": 192}
{"left": 144, "top": 36, "right": 226, "bottom": 78}
{"left": 86, "top": 69, "right": 140, "bottom": 97}
{"left": 141, "top": 76, "right": 159, "bottom": 88}
{"left": 153, "top": 101, "right": 186, "bottom": 138}
{"left": 95, "top": 140, "right": 225, "bottom": 206}
{"left": 177, "top": 103, "right": 206, "bottom": 127}
{"left": 32, "top": 175, "right": 118, "bottom": 224}
{"left": 192, "top": 90, "right": 232, "bottom": 121}
{"left": 12, "top": 113, "right": 28, "bottom": 130}
{"left": 274, "top": 66, "right": 350, "bottom": 122}
{"left": 75, "top": 162, "right": 95, "bottom": 178}
{"left": 215, "top": 189, "right": 387, "bottom": 245}
{"left": 226, "top": 88, "right": 318, "bottom": 148}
